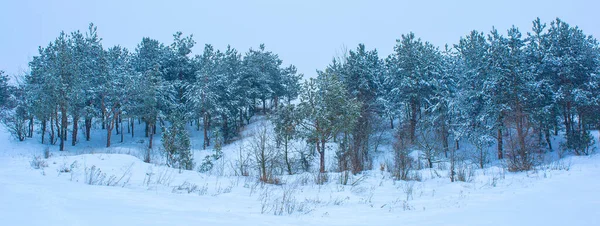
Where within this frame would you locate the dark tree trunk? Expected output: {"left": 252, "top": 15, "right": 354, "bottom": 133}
{"left": 203, "top": 113, "right": 210, "bottom": 149}
{"left": 101, "top": 110, "right": 106, "bottom": 130}
{"left": 60, "top": 105, "right": 67, "bottom": 151}
{"left": 106, "top": 110, "right": 118, "bottom": 148}
{"left": 153, "top": 121, "right": 157, "bottom": 134}
{"left": 148, "top": 124, "right": 154, "bottom": 149}
{"left": 409, "top": 100, "right": 418, "bottom": 143}
{"left": 455, "top": 139, "right": 459, "bottom": 150}
{"left": 319, "top": 139, "right": 326, "bottom": 173}
{"left": 85, "top": 117, "right": 92, "bottom": 141}
{"left": 284, "top": 137, "right": 292, "bottom": 175}
{"left": 28, "top": 117, "right": 34, "bottom": 138}
{"left": 106, "top": 122, "right": 113, "bottom": 148}
{"left": 497, "top": 129, "right": 503, "bottom": 159}
{"left": 131, "top": 118, "right": 135, "bottom": 137}
{"left": 50, "top": 115, "right": 55, "bottom": 145}
{"left": 239, "top": 108, "right": 244, "bottom": 127}
{"left": 545, "top": 128, "right": 552, "bottom": 151}
{"left": 222, "top": 114, "right": 228, "bottom": 142}
{"left": 120, "top": 116, "right": 124, "bottom": 143}
{"left": 246, "top": 108, "right": 251, "bottom": 125}
{"left": 72, "top": 115, "right": 78, "bottom": 146}
{"left": 41, "top": 119, "right": 47, "bottom": 144}
{"left": 116, "top": 113, "right": 120, "bottom": 135}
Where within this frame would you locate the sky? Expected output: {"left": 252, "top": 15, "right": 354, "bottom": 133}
{"left": 1, "top": 0, "right": 598, "bottom": 79}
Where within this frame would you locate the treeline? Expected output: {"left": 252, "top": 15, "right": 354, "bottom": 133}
{"left": 279, "top": 18, "right": 599, "bottom": 175}
{"left": 1, "top": 18, "right": 599, "bottom": 175}
{"left": 0, "top": 24, "right": 302, "bottom": 159}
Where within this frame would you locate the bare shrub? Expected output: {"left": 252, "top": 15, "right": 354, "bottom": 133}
{"left": 58, "top": 160, "right": 78, "bottom": 174}
{"left": 143, "top": 167, "right": 174, "bottom": 187}
{"left": 391, "top": 128, "right": 415, "bottom": 181}
{"left": 1, "top": 105, "right": 28, "bottom": 141}
{"left": 415, "top": 129, "right": 441, "bottom": 169}
{"left": 314, "top": 172, "right": 329, "bottom": 185}
{"left": 231, "top": 143, "right": 251, "bottom": 177}
{"left": 449, "top": 149, "right": 461, "bottom": 182}
{"left": 172, "top": 181, "right": 207, "bottom": 195}
{"left": 251, "top": 123, "right": 281, "bottom": 184}
{"left": 455, "top": 162, "right": 474, "bottom": 182}
{"left": 338, "top": 170, "right": 350, "bottom": 185}
{"left": 401, "top": 181, "right": 416, "bottom": 201}
{"left": 85, "top": 165, "right": 106, "bottom": 185}
{"left": 83, "top": 164, "right": 131, "bottom": 187}
{"left": 272, "top": 185, "right": 299, "bottom": 215}
{"left": 506, "top": 151, "right": 535, "bottom": 172}
{"left": 30, "top": 155, "right": 48, "bottom": 169}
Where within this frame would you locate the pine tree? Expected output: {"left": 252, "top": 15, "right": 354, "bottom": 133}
{"left": 163, "top": 118, "right": 194, "bottom": 170}
{"left": 271, "top": 104, "right": 300, "bottom": 175}
{"left": 335, "top": 44, "right": 382, "bottom": 172}
{"left": 133, "top": 37, "right": 174, "bottom": 150}
{"left": 298, "top": 71, "right": 361, "bottom": 173}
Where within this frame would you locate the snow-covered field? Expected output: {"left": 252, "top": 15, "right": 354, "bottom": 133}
{"left": 1, "top": 119, "right": 599, "bottom": 226}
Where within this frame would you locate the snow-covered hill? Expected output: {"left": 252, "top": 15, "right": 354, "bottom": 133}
{"left": 0, "top": 119, "right": 599, "bottom": 226}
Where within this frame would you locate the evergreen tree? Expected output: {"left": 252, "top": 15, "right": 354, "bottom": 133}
{"left": 133, "top": 37, "right": 174, "bottom": 150}
{"left": 335, "top": 44, "right": 382, "bottom": 172}
{"left": 163, "top": 118, "right": 194, "bottom": 170}
{"left": 298, "top": 71, "right": 361, "bottom": 173}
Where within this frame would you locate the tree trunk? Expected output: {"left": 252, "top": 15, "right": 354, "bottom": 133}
{"left": 106, "top": 123, "right": 113, "bottom": 148}
{"left": 497, "top": 128, "right": 503, "bottom": 159}
{"left": 85, "top": 117, "right": 92, "bottom": 141}
{"left": 101, "top": 109, "right": 106, "bottom": 130}
{"left": 442, "top": 124, "right": 449, "bottom": 158}
{"left": 116, "top": 113, "right": 120, "bottom": 135}
{"left": 262, "top": 98, "right": 266, "bottom": 114}
{"left": 515, "top": 104, "right": 527, "bottom": 156}
{"left": 60, "top": 105, "right": 67, "bottom": 151}
{"left": 153, "top": 121, "right": 157, "bottom": 134}
{"left": 72, "top": 115, "right": 78, "bottom": 146}
{"left": 284, "top": 137, "right": 292, "bottom": 175}
{"left": 50, "top": 115, "right": 55, "bottom": 145}
{"left": 203, "top": 113, "right": 209, "bottom": 149}
{"left": 28, "top": 117, "right": 34, "bottom": 138}
{"left": 409, "top": 100, "right": 418, "bottom": 143}
{"left": 41, "top": 119, "right": 47, "bottom": 144}
{"left": 148, "top": 124, "right": 154, "bottom": 149}
{"left": 196, "top": 118, "right": 201, "bottom": 131}
{"left": 318, "top": 138, "right": 326, "bottom": 173}
{"left": 131, "top": 118, "right": 135, "bottom": 137}
{"left": 545, "top": 128, "right": 553, "bottom": 151}
{"left": 390, "top": 116, "right": 394, "bottom": 130}
{"left": 120, "top": 117, "right": 124, "bottom": 143}
{"left": 222, "top": 114, "right": 229, "bottom": 142}
{"left": 563, "top": 102, "right": 572, "bottom": 137}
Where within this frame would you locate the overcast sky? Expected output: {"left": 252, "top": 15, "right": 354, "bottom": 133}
{"left": 1, "top": 0, "right": 598, "bottom": 78}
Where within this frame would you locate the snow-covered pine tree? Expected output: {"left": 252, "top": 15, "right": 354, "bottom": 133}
{"left": 297, "top": 71, "right": 361, "bottom": 174}
{"left": 335, "top": 44, "right": 382, "bottom": 172}
{"left": 133, "top": 37, "right": 175, "bottom": 151}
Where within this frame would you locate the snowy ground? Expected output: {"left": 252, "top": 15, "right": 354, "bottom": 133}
{"left": 1, "top": 119, "right": 599, "bottom": 226}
